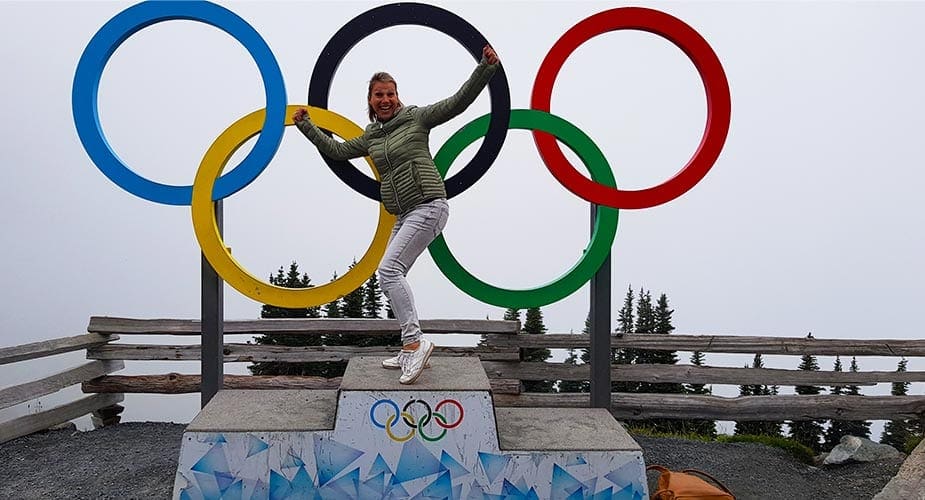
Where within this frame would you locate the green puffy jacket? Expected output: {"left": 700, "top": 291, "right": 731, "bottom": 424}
{"left": 296, "top": 60, "right": 497, "bottom": 215}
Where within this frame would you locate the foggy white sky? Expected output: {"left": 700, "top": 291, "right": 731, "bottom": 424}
{"left": 1, "top": 1, "right": 922, "bottom": 432}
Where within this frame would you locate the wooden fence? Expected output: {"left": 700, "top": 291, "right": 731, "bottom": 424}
{"left": 0, "top": 333, "right": 124, "bottom": 444}
{"left": 2, "top": 315, "right": 925, "bottom": 444}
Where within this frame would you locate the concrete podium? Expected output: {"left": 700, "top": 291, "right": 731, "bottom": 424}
{"left": 173, "top": 357, "right": 648, "bottom": 499}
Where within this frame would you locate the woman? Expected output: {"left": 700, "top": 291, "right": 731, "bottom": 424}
{"left": 293, "top": 45, "right": 500, "bottom": 384}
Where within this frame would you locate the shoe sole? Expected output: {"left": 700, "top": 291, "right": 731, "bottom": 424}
{"left": 382, "top": 361, "right": 431, "bottom": 370}
{"left": 399, "top": 342, "right": 435, "bottom": 385}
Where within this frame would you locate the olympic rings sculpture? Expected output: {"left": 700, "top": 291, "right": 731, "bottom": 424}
{"left": 369, "top": 398, "right": 464, "bottom": 442}
{"left": 72, "top": 1, "right": 730, "bottom": 309}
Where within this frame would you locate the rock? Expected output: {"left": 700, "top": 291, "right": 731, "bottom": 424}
{"left": 825, "top": 436, "right": 905, "bottom": 465}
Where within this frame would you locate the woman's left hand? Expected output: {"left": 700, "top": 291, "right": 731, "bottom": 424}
{"left": 483, "top": 44, "right": 499, "bottom": 65}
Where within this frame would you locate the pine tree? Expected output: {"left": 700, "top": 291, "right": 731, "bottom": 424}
{"left": 841, "top": 357, "right": 872, "bottom": 439}
{"left": 363, "top": 273, "right": 383, "bottom": 319}
{"left": 824, "top": 356, "right": 853, "bottom": 449}
{"left": 340, "top": 260, "right": 365, "bottom": 318}
{"left": 503, "top": 308, "right": 521, "bottom": 323}
{"left": 559, "top": 313, "right": 590, "bottom": 393}
{"left": 734, "top": 354, "right": 783, "bottom": 437}
{"left": 789, "top": 351, "right": 825, "bottom": 452}
{"left": 635, "top": 293, "right": 685, "bottom": 433}
{"left": 881, "top": 359, "right": 915, "bottom": 451}
{"left": 249, "top": 262, "right": 328, "bottom": 376}
{"left": 613, "top": 286, "right": 637, "bottom": 393}
{"left": 323, "top": 271, "right": 343, "bottom": 319}
{"left": 521, "top": 307, "right": 554, "bottom": 393}
{"left": 685, "top": 351, "right": 716, "bottom": 437}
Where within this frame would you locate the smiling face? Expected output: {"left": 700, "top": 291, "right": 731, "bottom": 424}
{"left": 368, "top": 80, "right": 400, "bottom": 122}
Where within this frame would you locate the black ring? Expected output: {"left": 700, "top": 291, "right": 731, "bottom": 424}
{"left": 307, "top": 2, "right": 511, "bottom": 201}
{"left": 402, "top": 399, "right": 432, "bottom": 428}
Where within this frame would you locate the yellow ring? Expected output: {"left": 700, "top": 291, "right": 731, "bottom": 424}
{"left": 192, "top": 105, "right": 395, "bottom": 308}
{"left": 385, "top": 413, "right": 416, "bottom": 442}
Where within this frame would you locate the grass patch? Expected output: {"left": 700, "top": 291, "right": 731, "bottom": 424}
{"left": 628, "top": 428, "right": 816, "bottom": 465}
{"left": 717, "top": 434, "right": 815, "bottom": 465}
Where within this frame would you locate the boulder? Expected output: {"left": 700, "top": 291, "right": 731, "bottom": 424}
{"left": 824, "top": 435, "right": 904, "bottom": 465}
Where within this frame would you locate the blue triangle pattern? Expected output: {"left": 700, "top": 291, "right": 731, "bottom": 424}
{"left": 612, "top": 482, "right": 636, "bottom": 500}
{"left": 440, "top": 450, "right": 470, "bottom": 478}
{"left": 215, "top": 471, "right": 236, "bottom": 493}
{"left": 583, "top": 476, "right": 598, "bottom": 496}
{"left": 477, "top": 452, "right": 510, "bottom": 484}
{"left": 221, "top": 480, "right": 243, "bottom": 500}
{"left": 501, "top": 478, "right": 527, "bottom": 499}
{"left": 359, "top": 471, "right": 387, "bottom": 499}
{"left": 269, "top": 470, "right": 292, "bottom": 500}
{"left": 320, "top": 467, "right": 360, "bottom": 499}
{"left": 292, "top": 466, "right": 317, "bottom": 498}
{"left": 386, "top": 480, "right": 410, "bottom": 499}
{"left": 525, "top": 487, "right": 540, "bottom": 500}
{"left": 178, "top": 488, "right": 193, "bottom": 500}
{"left": 564, "top": 455, "right": 587, "bottom": 466}
{"left": 566, "top": 488, "right": 585, "bottom": 500}
{"left": 252, "top": 479, "right": 270, "bottom": 500}
{"left": 551, "top": 464, "right": 584, "bottom": 500}
{"left": 191, "top": 444, "right": 229, "bottom": 475}
{"left": 412, "top": 469, "right": 452, "bottom": 499}
{"left": 313, "top": 434, "right": 364, "bottom": 486}
{"left": 281, "top": 447, "right": 305, "bottom": 469}
{"left": 394, "top": 437, "right": 442, "bottom": 484}
{"left": 604, "top": 460, "right": 639, "bottom": 489}
{"left": 453, "top": 483, "right": 462, "bottom": 500}
{"left": 246, "top": 435, "right": 270, "bottom": 458}
{"left": 592, "top": 486, "right": 613, "bottom": 500}
{"left": 193, "top": 470, "right": 222, "bottom": 500}
{"left": 369, "top": 453, "right": 392, "bottom": 478}
{"left": 514, "top": 477, "right": 529, "bottom": 494}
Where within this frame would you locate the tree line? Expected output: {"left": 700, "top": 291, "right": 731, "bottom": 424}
{"left": 249, "top": 262, "right": 922, "bottom": 452}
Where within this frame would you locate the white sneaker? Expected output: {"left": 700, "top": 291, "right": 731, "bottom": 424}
{"left": 399, "top": 338, "right": 435, "bottom": 385}
{"left": 382, "top": 353, "right": 431, "bottom": 370}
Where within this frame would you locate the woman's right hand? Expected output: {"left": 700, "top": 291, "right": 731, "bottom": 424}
{"left": 292, "top": 108, "right": 309, "bottom": 123}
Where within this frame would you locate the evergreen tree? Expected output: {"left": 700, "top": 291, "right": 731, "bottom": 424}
{"left": 503, "top": 308, "right": 521, "bottom": 323}
{"left": 323, "top": 272, "right": 343, "bottom": 319}
{"left": 789, "top": 351, "right": 825, "bottom": 452}
{"left": 882, "top": 359, "right": 915, "bottom": 451}
{"left": 841, "top": 357, "right": 872, "bottom": 439}
{"left": 340, "top": 260, "right": 365, "bottom": 318}
{"left": 684, "top": 351, "right": 716, "bottom": 437}
{"left": 613, "top": 286, "right": 637, "bottom": 393}
{"left": 363, "top": 273, "right": 383, "bottom": 319}
{"left": 521, "top": 307, "right": 554, "bottom": 393}
{"left": 249, "top": 262, "right": 331, "bottom": 376}
{"left": 635, "top": 293, "right": 685, "bottom": 433}
{"left": 734, "top": 354, "right": 783, "bottom": 437}
{"left": 559, "top": 313, "right": 590, "bottom": 393}
{"left": 386, "top": 300, "right": 395, "bottom": 319}
{"left": 824, "top": 356, "right": 853, "bottom": 449}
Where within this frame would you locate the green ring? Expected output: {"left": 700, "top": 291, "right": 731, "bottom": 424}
{"left": 417, "top": 412, "right": 448, "bottom": 442}
{"left": 429, "top": 109, "right": 619, "bottom": 308}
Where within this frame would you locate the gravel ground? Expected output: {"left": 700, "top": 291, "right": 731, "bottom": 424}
{"left": 0, "top": 422, "right": 904, "bottom": 500}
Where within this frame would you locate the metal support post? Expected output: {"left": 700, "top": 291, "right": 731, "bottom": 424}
{"left": 201, "top": 200, "right": 224, "bottom": 407}
{"left": 589, "top": 204, "right": 612, "bottom": 408}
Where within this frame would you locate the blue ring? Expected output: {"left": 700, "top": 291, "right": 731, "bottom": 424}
{"left": 72, "top": 1, "right": 286, "bottom": 206}
{"left": 369, "top": 399, "right": 400, "bottom": 429}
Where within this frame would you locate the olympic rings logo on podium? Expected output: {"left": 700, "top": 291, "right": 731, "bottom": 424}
{"left": 72, "top": 1, "right": 730, "bottom": 310}
{"left": 369, "top": 398, "right": 464, "bottom": 443}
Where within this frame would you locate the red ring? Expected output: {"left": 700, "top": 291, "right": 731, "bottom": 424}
{"left": 531, "top": 7, "right": 731, "bottom": 209}
{"left": 434, "top": 399, "right": 464, "bottom": 429}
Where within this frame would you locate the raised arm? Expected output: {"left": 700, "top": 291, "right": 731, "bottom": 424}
{"left": 292, "top": 108, "right": 369, "bottom": 160}
{"left": 415, "top": 45, "right": 499, "bottom": 129}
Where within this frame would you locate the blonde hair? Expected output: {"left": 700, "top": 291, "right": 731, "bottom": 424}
{"left": 367, "top": 72, "right": 403, "bottom": 122}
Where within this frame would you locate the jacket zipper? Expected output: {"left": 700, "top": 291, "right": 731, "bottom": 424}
{"left": 380, "top": 121, "right": 402, "bottom": 213}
